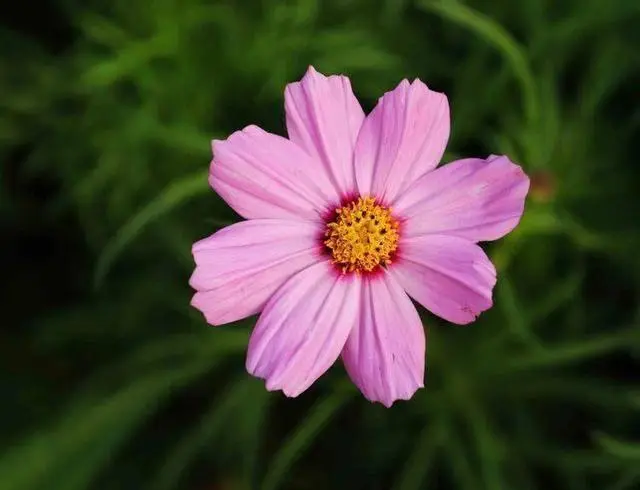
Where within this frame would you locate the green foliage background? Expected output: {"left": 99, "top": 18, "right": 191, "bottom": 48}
{"left": 2, "top": 0, "right": 640, "bottom": 489}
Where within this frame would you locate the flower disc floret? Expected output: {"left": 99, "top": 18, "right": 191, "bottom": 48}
{"left": 325, "top": 197, "right": 399, "bottom": 273}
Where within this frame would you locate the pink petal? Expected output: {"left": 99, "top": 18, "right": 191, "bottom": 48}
{"left": 342, "top": 272, "right": 426, "bottom": 408}
{"left": 390, "top": 235, "right": 497, "bottom": 325}
{"left": 190, "top": 219, "right": 322, "bottom": 326}
{"left": 210, "top": 125, "right": 340, "bottom": 221}
{"left": 285, "top": 66, "right": 365, "bottom": 198}
{"left": 354, "top": 79, "right": 450, "bottom": 204}
{"left": 247, "top": 261, "right": 360, "bottom": 397}
{"left": 393, "top": 155, "right": 530, "bottom": 242}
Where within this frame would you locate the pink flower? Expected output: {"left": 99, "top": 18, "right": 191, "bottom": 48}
{"left": 190, "top": 67, "right": 529, "bottom": 407}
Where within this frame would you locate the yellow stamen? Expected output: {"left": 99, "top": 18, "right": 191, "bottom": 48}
{"left": 324, "top": 197, "right": 399, "bottom": 274}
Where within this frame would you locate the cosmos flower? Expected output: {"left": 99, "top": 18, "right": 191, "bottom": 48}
{"left": 190, "top": 67, "right": 529, "bottom": 407}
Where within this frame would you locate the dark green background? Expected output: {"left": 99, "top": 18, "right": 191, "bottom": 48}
{"left": 2, "top": 1, "right": 640, "bottom": 489}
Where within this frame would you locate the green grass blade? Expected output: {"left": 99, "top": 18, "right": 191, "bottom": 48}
{"left": 607, "top": 468, "right": 640, "bottom": 490}
{"left": 505, "top": 329, "right": 639, "bottom": 372}
{"left": 496, "top": 274, "right": 543, "bottom": 349}
{"left": 93, "top": 170, "right": 212, "bottom": 288}
{"left": 595, "top": 432, "right": 640, "bottom": 460}
{"left": 152, "top": 378, "right": 266, "bottom": 490}
{"left": 261, "top": 387, "right": 354, "bottom": 490}
{"left": 418, "top": 0, "right": 539, "bottom": 125}
{"left": 0, "top": 362, "right": 213, "bottom": 490}
{"left": 393, "top": 421, "right": 445, "bottom": 490}
{"left": 441, "top": 429, "right": 479, "bottom": 490}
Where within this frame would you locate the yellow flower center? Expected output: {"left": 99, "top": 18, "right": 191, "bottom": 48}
{"left": 324, "top": 197, "right": 400, "bottom": 273}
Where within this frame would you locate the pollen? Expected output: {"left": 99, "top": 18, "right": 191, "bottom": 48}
{"left": 324, "top": 197, "right": 400, "bottom": 273}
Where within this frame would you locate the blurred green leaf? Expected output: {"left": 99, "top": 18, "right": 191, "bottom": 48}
{"left": 152, "top": 378, "right": 267, "bottom": 490}
{"left": 496, "top": 274, "right": 543, "bottom": 349}
{"left": 418, "top": 0, "right": 539, "bottom": 125}
{"left": 394, "top": 420, "right": 445, "bottom": 490}
{"left": 0, "top": 361, "right": 213, "bottom": 490}
{"left": 262, "top": 387, "right": 354, "bottom": 490}
{"left": 595, "top": 432, "right": 640, "bottom": 460}
{"left": 441, "top": 428, "right": 479, "bottom": 490}
{"left": 607, "top": 469, "right": 640, "bottom": 490}
{"left": 505, "top": 329, "right": 639, "bottom": 372}
{"left": 93, "top": 170, "right": 217, "bottom": 288}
